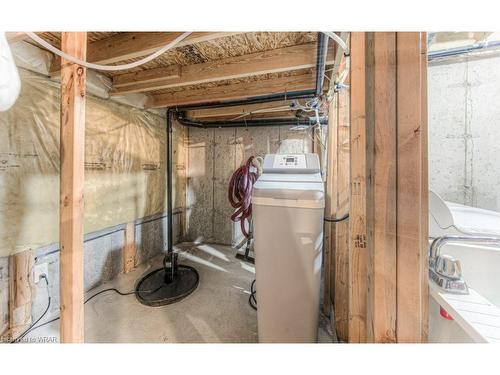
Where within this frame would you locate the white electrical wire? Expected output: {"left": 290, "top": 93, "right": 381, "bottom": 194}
{"left": 323, "top": 32, "right": 350, "bottom": 99}
{"left": 25, "top": 32, "right": 192, "bottom": 72}
{"left": 324, "top": 32, "right": 349, "bottom": 53}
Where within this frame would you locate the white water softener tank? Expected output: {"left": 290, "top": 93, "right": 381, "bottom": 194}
{"left": 252, "top": 153, "right": 325, "bottom": 343}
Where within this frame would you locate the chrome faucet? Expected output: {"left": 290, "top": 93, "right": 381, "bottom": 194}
{"left": 429, "top": 235, "right": 500, "bottom": 294}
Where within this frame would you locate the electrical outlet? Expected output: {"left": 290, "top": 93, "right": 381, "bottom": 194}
{"left": 33, "top": 263, "right": 48, "bottom": 284}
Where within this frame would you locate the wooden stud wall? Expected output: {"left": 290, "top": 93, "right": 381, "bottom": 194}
{"left": 330, "top": 32, "right": 428, "bottom": 343}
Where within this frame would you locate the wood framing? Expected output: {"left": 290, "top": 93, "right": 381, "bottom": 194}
{"left": 123, "top": 222, "right": 136, "bottom": 273}
{"left": 323, "top": 99, "right": 336, "bottom": 317}
{"left": 365, "top": 32, "right": 397, "bottom": 343}
{"left": 59, "top": 32, "right": 87, "bottom": 343}
{"left": 333, "top": 87, "right": 350, "bottom": 341}
{"left": 395, "top": 32, "right": 429, "bottom": 343}
{"left": 185, "top": 101, "right": 293, "bottom": 119}
{"left": 111, "top": 43, "right": 334, "bottom": 95}
{"left": 323, "top": 85, "right": 350, "bottom": 341}
{"left": 348, "top": 32, "right": 368, "bottom": 343}
{"left": 147, "top": 71, "right": 316, "bottom": 108}
{"left": 420, "top": 32, "right": 430, "bottom": 343}
{"left": 8, "top": 251, "right": 34, "bottom": 340}
{"left": 51, "top": 32, "right": 239, "bottom": 74}
{"left": 113, "top": 65, "right": 181, "bottom": 88}
{"left": 339, "top": 32, "right": 428, "bottom": 343}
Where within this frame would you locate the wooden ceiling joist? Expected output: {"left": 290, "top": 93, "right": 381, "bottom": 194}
{"left": 111, "top": 43, "right": 334, "bottom": 95}
{"left": 50, "top": 32, "right": 241, "bottom": 74}
{"left": 147, "top": 71, "right": 316, "bottom": 108}
{"left": 185, "top": 100, "right": 295, "bottom": 119}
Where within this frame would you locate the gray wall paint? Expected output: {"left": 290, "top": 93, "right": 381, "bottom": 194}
{"left": 186, "top": 125, "right": 314, "bottom": 246}
{"left": 429, "top": 52, "right": 500, "bottom": 211}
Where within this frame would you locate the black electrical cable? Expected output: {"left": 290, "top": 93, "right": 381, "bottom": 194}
{"left": 324, "top": 213, "right": 349, "bottom": 223}
{"left": 9, "top": 281, "right": 163, "bottom": 343}
{"left": 8, "top": 275, "right": 51, "bottom": 344}
{"left": 249, "top": 279, "right": 257, "bottom": 311}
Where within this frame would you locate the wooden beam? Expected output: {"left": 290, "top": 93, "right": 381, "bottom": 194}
{"left": 123, "top": 222, "right": 136, "bottom": 273}
{"left": 111, "top": 43, "right": 334, "bottom": 95}
{"left": 396, "top": 32, "right": 428, "bottom": 343}
{"left": 59, "top": 32, "right": 86, "bottom": 343}
{"left": 8, "top": 251, "right": 34, "bottom": 341}
{"left": 365, "top": 32, "right": 397, "bottom": 343}
{"left": 50, "top": 32, "right": 241, "bottom": 75}
{"left": 147, "top": 71, "right": 316, "bottom": 108}
{"left": 323, "top": 99, "right": 335, "bottom": 317}
{"left": 348, "top": 32, "right": 368, "bottom": 343}
{"left": 113, "top": 65, "right": 181, "bottom": 88}
{"left": 332, "top": 86, "right": 350, "bottom": 342}
{"left": 420, "top": 32, "right": 430, "bottom": 343}
{"left": 185, "top": 100, "right": 294, "bottom": 119}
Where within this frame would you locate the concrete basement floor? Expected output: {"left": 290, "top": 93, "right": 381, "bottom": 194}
{"left": 24, "top": 242, "right": 335, "bottom": 343}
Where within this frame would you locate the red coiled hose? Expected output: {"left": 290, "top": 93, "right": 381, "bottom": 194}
{"left": 228, "top": 156, "right": 259, "bottom": 238}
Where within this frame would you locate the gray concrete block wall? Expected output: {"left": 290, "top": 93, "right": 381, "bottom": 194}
{"left": 429, "top": 52, "right": 500, "bottom": 211}
{"left": 186, "top": 125, "right": 313, "bottom": 246}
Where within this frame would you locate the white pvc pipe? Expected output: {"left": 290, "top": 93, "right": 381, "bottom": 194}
{"left": 25, "top": 32, "right": 192, "bottom": 72}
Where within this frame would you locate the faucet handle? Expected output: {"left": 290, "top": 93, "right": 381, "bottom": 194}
{"left": 435, "top": 254, "right": 463, "bottom": 280}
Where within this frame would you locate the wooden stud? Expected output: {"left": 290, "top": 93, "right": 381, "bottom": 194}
{"left": 365, "top": 32, "right": 397, "bottom": 343}
{"left": 8, "top": 251, "right": 34, "bottom": 341}
{"left": 147, "top": 71, "right": 316, "bottom": 108}
{"left": 333, "top": 86, "right": 350, "bottom": 341}
{"left": 420, "top": 32, "right": 430, "bottom": 343}
{"left": 348, "top": 32, "right": 368, "bottom": 343}
{"left": 323, "top": 86, "right": 351, "bottom": 340}
{"left": 50, "top": 32, "right": 241, "bottom": 74}
{"left": 111, "top": 43, "right": 334, "bottom": 95}
{"left": 322, "top": 96, "right": 337, "bottom": 317}
{"left": 396, "top": 32, "right": 428, "bottom": 343}
{"left": 59, "top": 32, "right": 87, "bottom": 343}
{"left": 123, "top": 222, "right": 136, "bottom": 273}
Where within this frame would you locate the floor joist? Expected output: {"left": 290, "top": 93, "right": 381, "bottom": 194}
{"left": 111, "top": 43, "right": 334, "bottom": 95}
{"left": 146, "top": 71, "right": 316, "bottom": 108}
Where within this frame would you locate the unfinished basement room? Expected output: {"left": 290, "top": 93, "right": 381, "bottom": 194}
{"left": 1, "top": 26, "right": 500, "bottom": 351}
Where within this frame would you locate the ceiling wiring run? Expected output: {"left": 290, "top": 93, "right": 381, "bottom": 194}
{"left": 25, "top": 32, "right": 192, "bottom": 71}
